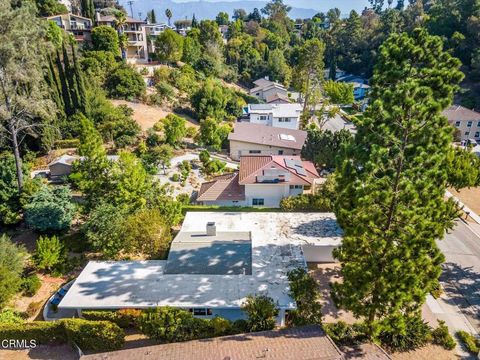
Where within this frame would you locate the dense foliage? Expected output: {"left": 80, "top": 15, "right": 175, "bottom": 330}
{"left": 241, "top": 295, "right": 278, "bottom": 332}
{"left": 0, "top": 235, "right": 26, "bottom": 308}
{"left": 332, "top": 29, "right": 471, "bottom": 336}
{"left": 287, "top": 268, "right": 322, "bottom": 326}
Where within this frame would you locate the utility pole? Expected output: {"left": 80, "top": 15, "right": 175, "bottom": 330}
{"left": 127, "top": 0, "right": 134, "bottom": 17}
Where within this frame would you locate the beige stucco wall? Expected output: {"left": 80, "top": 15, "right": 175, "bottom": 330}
{"left": 229, "top": 140, "right": 300, "bottom": 161}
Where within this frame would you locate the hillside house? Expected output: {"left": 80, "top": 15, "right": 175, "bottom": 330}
{"left": 228, "top": 122, "right": 307, "bottom": 161}
{"left": 197, "top": 155, "right": 319, "bottom": 208}
{"left": 244, "top": 103, "right": 302, "bottom": 130}
{"left": 46, "top": 14, "right": 92, "bottom": 44}
{"left": 442, "top": 105, "right": 480, "bottom": 142}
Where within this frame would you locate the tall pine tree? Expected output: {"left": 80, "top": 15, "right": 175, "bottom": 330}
{"left": 332, "top": 29, "right": 466, "bottom": 335}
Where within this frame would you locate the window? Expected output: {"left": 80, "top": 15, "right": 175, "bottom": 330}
{"left": 465, "top": 131, "right": 470, "bottom": 136}
{"left": 259, "top": 115, "right": 268, "bottom": 120}
{"left": 467, "top": 121, "right": 473, "bottom": 127}
{"left": 455, "top": 121, "right": 461, "bottom": 127}
{"left": 191, "top": 308, "right": 212, "bottom": 316}
{"left": 278, "top": 150, "right": 284, "bottom": 155}
{"left": 477, "top": 121, "right": 480, "bottom": 127}
{"left": 252, "top": 198, "right": 264, "bottom": 206}
{"left": 290, "top": 185, "right": 302, "bottom": 189}
{"left": 249, "top": 150, "right": 261, "bottom": 154}
{"left": 278, "top": 117, "right": 291, "bottom": 123}
{"left": 476, "top": 132, "right": 480, "bottom": 138}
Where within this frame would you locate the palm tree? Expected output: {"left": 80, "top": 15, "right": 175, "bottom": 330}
{"left": 114, "top": 11, "right": 127, "bottom": 59}
{"left": 165, "top": 8, "right": 172, "bottom": 26}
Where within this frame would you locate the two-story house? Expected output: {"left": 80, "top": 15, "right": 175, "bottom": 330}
{"left": 249, "top": 78, "right": 289, "bottom": 103}
{"left": 196, "top": 155, "right": 320, "bottom": 207}
{"left": 228, "top": 123, "right": 307, "bottom": 161}
{"left": 46, "top": 14, "right": 92, "bottom": 44}
{"left": 442, "top": 105, "right": 480, "bottom": 142}
{"left": 96, "top": 13, "right": 148, "bottom": 63}
{"left": 245, "top": 104, "right": 303, "bottom": 130}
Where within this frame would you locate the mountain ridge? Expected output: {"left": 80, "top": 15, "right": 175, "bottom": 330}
{"left": 119, "top": 0, "right": 318, "bottom": 22}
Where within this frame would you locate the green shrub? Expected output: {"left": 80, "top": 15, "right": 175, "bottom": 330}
{"left": 176, "top": 193, "right": 190, "bottom": 205}
{"left": 323, "top": 321, "right": 368, "bottom": 346}
{"left": 378, "top": 315, "right": 432, "bottom": 352}
{"left": 209, "top": 316, "right": 233, "bottom": 337}
{"left": 0, "top": 319, "right": 125, "bottom": 351}
{"left": 0, "top": 321, "right": 66, "bottom": 344}
{"left": 457, "top": 330, "right": 479, "bottom": 354}
{"left": 431, "top": 281, "right": 443, "bottom": 299}
{"left": 232, "top": 319, "right": 249, "bottom": 333}
{"left": 21, "top": 274, "right": 41, "bottom": 297}
{"left": 62, "top": 319, "right": 124, "bottom": 351}
{"left": 139, "top": 307, "right": 204, "bottom": 342}
{"left": 83, "top": 309, "right": 141, "bottom": 328}
{"left": 431, "top": 321, "right": 456, "bottom": 350}
{"left": 54, "top": 139, "right": 80, "bottom": 149}
{"left": 0, "top": 309, "right": 25, "bottom": 324}
{"left": 280, "top": 194, "right": 332, "bottom": 212}
{"left": 241, "top": 295, "right": 278, "bottom": 332}
{"left": 34, "top": 235, "right": 63, "bottom": 271}
{"left": 171, "top": 173, "right": 180, "bottom": 182}
{"left": 287, "top": 268, "right": 322, "bottom": 326}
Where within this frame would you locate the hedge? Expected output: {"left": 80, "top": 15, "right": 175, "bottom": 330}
{"left": 0, "top": 319, "right": 124, "bottom": 351}
{"left": 182, "top": 205, "right": 282, "bottom": 214}
{"left": 83, "top": 309, "right": 141, "bottom": 328}
{"left": 63, "top": 319, "right": 124, "bottom": 351}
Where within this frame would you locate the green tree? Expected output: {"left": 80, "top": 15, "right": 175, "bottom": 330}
{"left": 198, "top": 20, "right": 223, "bottom": 48}
{"left": 162, "top": 114, "right": 187, "bottom": 147}
{"left": 0, "top": 1, "right": 52, "bottom": 193}
{"left": 0, "top": 154, "right": 30, "bottom": 225}
{"left": 267, "top": 48, "right": 292, "bottom": 86}
{"left": 35, "top": 0, "right": 68, "bottom": 16}
{"left": 0, "top": 235, "right": 26, "bottom": 308}
{"left": 149, "top": 144, "right": 174, "bottom": 175}
{"left": 287, "top": 268, "right": 323, "bottom": 326}
{"left": 25, "top": 185, "right": 75, "bottom": 233}
{"left": 147, "top": 9, "right": 157, "bottom": 24}
{"left": 182, "top": 31, "right": 202, "bottom": 65}
{"left": 216, "top": 12, "right": 229, "bottom": 25}
{"left": 293, "top": 38, "right": 326, "bottom": 118}
{"left": 332, "top": 29, "right": 466, "bottom": 336}
{"left": 34, "top": 235, "right": 63, "bottom": 271}
{"left": 91, "top": 26, "right": 119, "bottom": 53}
{"left": 81, "top": 0, "right": 95, "bottom": 21}
{"left": 302, "top": 127, "right": 352, "bottom": 169}
{"left": 198, "top": 118, "right": 231, "bottom": 150}
{"left": 324, "top": 80, "right": 355, "bottom": 104}
{"left": 83, "top": 203, "right": 130, "bottom": 258}
{"left": 165, "top": 8, "right": 173, "bottom": 26}
{"left": 105, "top": 64, "right": 146, "bottom": 99}
{"left": 123, "top": 209, "right": 172, "bottom": 257}
{"left": 70, "top": 116, "right": 110, "bottom": 209}
{"left": 191, "top": 78, "right": 231, "bottom": 121}
{"left": 81, "top": 50, "right": 118, "bottom": 87}
{"left": 242, "top": 294, "right": 278, "bottom": 332}
{"left": 155, "top": 29, "right": 184, "bottom": 63}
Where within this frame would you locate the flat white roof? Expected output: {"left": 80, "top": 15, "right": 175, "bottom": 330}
{"left": 248, "top": 104, "right": 302, "bottom": 118}
{"left": 59, "top": 212, "right": 342, "bottom": 310}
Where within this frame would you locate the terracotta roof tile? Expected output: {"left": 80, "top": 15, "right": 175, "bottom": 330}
{"left": 81, "top": 325, "right": 346, "bottom": 360}
{"left": 197, "top": 172, "right": 245, "bottom": 202}
{"left": 238, "top": 155, "right": 319, "bottom": 185}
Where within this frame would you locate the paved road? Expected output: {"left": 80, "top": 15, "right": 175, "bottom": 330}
{"left": 434, "top": 220, "right": 480, "bottom": 334}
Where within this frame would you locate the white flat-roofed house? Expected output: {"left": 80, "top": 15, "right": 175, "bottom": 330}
{"left": 58, "top": 212, "right": 343, "bottom": 325}
{"left": 197, "top": 155, "right": 319, "bottom": 208}
{"left": 228, "top": 122, "right": 307, "bottom": 161}
{"left": 246, "top": 104, "right": 303, "bottom": 130}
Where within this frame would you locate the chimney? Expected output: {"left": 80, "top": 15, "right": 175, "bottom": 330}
{"left": 206, "top": 222, "right": 216, "bottom": 236}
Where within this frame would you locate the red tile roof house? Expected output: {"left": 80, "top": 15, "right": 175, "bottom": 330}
{"left": 228, "top": 122, "right": 307, "bottom": 161}
{"left": 197, "top": 155, "right": 320, "bottom": 207}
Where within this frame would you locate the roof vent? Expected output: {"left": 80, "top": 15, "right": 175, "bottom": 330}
{"left": 206, "top": 222, "right": 216, "bottom": 236}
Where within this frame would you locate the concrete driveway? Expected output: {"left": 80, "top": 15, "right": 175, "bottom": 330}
{"left": 430, "top": 220, "right": 480, "bottom": 335}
